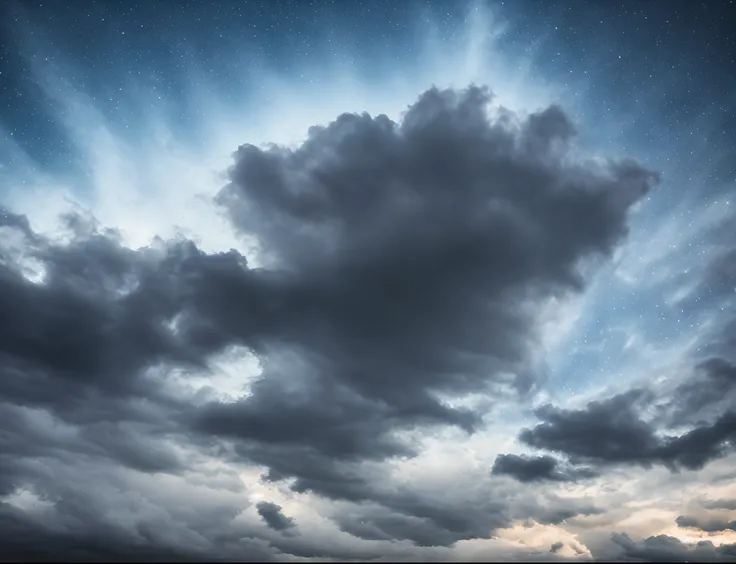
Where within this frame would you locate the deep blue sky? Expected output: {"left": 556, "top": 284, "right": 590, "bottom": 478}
{"left": 2, "top": 0, "right": 734, "bottom": 174}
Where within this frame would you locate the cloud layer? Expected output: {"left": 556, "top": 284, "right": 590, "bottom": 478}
{"left": 1, "top": 84, "right": 734, "bottom": 561}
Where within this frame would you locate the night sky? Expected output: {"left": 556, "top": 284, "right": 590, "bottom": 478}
{"left": 1, "top": 0, "right": 735, "bottom": 561}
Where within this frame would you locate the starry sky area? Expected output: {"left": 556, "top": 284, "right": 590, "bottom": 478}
{"left": 0, "top": 0, "right": 735, "bottom": 561}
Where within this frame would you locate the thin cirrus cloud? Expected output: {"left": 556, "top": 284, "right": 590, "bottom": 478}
{"left": 0, "top": 0, "right": 735, "bottom": 561}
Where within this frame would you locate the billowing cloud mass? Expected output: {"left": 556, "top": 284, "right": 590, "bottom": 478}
{"left": 514, "top": 384, "right": 736, "bottom": 471}
{"left": 491, "top": 454, "right": 598, "bottom": 483}
{"left": 1, "top": 2, "right": 735, "bottom": 560}
{"left": 676, "top": 515, "right": 736, "bottom": 534}
{"left": 550, "top": 541, "right": 564, "bottom": 553}
{"left": 0, "top": 85, "right": 665, "bottom": 559}
{"left": 195, "top": 86, "right": 657, "bottom": 495}
{"left": 257, "top": 502, "right": 296, "bottom": 532}
{"left": 605, "top": 533, "right": 736, "bottom": 563}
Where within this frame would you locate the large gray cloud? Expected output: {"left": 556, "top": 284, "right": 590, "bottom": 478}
{"left": 516, "top": 393, "right": 735, "bottom": 471}
{"left": 329, "top": 487, "right": 601, "bottom": 548}
{"left": 604, "top": 533, "right": 736, "bottom": 563}
{"left": 196, "top": 85, "right": 655, "bottom": 497}
{"left": 706, "top": 499, "right": 736, "bottom": 511}
{"left": 495, "top": 355, "right": 736, "bottom": 481}
{"left": 0, "top": 501, "right": 204, "bottom": 563}
{"left": 491, "top": 453, "right": 598, "bottom": 483}
{"left": 0, "top": 459, "right": 273, "bottom": 562}
{"left": 676, "top": 514, "right": 736, "bottom": 533}
{"left": 0, "top": 85, "right": 658, "bottom": 555}
{"left": 256, "top": 501, "right": 296, "bottom": 532}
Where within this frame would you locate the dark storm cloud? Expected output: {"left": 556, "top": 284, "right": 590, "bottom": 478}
{"left": 0, "top": 212, "right": 207, "bottom": 417}
{"left": 491, "top": 453, "right": 598, "bottom": 483}
{"left": 0, "top": 495, "right": 277, "bottom": 563}
{"left": 336, "top": 508, "right": 477, "bottom": 547}
{"left": 549, "top": 541, "right": 564, "bottom": 554}
{"left": 676, "top": 515, "right": 736, "bottom": 533}
{"left": 508, "top": 363, "right": 736, "bottom": 472}
{"left": 256, "top": 501, "right": 296, "bottom": 532}
{"left": 517, "top": 390, "right": 661, "bottom": 466}
{"left": 197, "top": 85, "right": 655, "bottom": 506}
{"left": 519, "top": 399, "right": 736, "bottom": 471}
{"left": 0, "top": 85, "right": 657, "bottom": 551}
{"left": 0, "top": 212, "right": 249, "bottom": 486}
{"left": 331, "top": 489, "right": 599, "bottom": 548}
{"left": 0, "top": 213, "right": 273, "bottom": 558}
{"left": 326, "top": 485, "right": 514, "bottom": 547}
{"left": 0, "top": 447, "right": 275, "bottom": 562}
{"left": 705, "top": 499, "right": 736, "bottom": 511}
{"left": 0, "top": 501, "right": 202, "bottom": 563}
{"left": 0, "top": 401, "right": 184, "bottom": 501}
{"left": 607, "top": 533, "right": 736, "bottom": 563}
